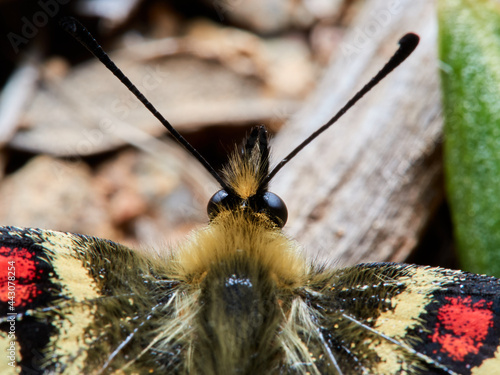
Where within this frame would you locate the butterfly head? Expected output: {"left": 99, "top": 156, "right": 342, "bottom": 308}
{"left": 207, "top": 126, "right": 288, "bottom": 228}
{"left": 60, "top": 17, "right": 418, "bottom": 232}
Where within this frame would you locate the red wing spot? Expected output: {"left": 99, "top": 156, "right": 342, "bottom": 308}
{"left": 429, "top": 296, "right": 494, "bottom": 362}
{"left": 0, "top": 246, "right": 45, "bottom": 307}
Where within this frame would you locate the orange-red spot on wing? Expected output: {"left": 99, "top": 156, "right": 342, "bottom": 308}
{"left": 0, "top": 246, "right": 44, "bottom": 307}
{"left": 430, "top": 296, "right": 493, "bottom": 361}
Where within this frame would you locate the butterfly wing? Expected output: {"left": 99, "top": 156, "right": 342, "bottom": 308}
{"left": 4, "top": 226, "right": 500, "bottom": 375}
{"left": 0, "top": 226, "right": 180, "bottom": 374}
{"left": 305, "top": 262, "right": 500, "bottom": 374}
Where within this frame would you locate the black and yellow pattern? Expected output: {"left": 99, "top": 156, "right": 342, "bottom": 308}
{"left": 2, "top": 128, "right": 500, "bottom": 374}
{"left": 2, "top": 228, "right": 500, "bottom": 374}
{"left": 2, "top": 20, "right": 500, "bottom": 375}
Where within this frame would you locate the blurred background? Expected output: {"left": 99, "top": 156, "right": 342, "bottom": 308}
{"left": 0, "top": 0, "right": 450, "bottom": 267}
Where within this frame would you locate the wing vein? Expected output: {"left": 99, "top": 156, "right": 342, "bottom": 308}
{"left": 341, "top": 312, "right": 458, "bottom": 375}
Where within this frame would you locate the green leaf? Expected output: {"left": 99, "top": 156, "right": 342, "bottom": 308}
{"left": 439, "top": 0, "right": 500, "bottom": 276}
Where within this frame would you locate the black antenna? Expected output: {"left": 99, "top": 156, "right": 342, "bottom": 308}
{"left": 59, "top": 17, "right": 231, "bottom": 192}
{"left": 263, "top": 33, "right": 419, "bottom": 185}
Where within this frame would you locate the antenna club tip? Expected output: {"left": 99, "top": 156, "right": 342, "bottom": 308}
{"left": 399, "top": 33, "right": 420, "bottom": 49}
{"left": 59, "top": 16, "right": 78, "bottom": 32}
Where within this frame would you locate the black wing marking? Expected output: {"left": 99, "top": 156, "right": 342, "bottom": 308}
{"left": 0, "top": 226, "right": 183, "bottom": 374}
{"left": 304, "top": 263, "right": 500, "bottom": 374}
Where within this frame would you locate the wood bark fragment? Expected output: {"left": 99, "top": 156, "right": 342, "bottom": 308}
{"left": 271, "top": 0, "right": 443, "bottom": 265}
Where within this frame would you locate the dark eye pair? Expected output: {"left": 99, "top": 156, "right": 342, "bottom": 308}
{"left": 207, "top": 190, "right": 288, "bottom": 227}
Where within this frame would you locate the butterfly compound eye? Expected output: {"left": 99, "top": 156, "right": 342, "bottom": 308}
{"left": 207, "top": 190, "right": 288, "bottom": 227}
{"left": 260, "top": 192, "right": 288, "bottom": 227}
{"left": 207, "top": 190, "right": 231, "bottom": 219}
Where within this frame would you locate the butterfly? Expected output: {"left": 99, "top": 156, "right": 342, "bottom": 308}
{"left": 1, "top": 18, "right": 500, "bottom": 375}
